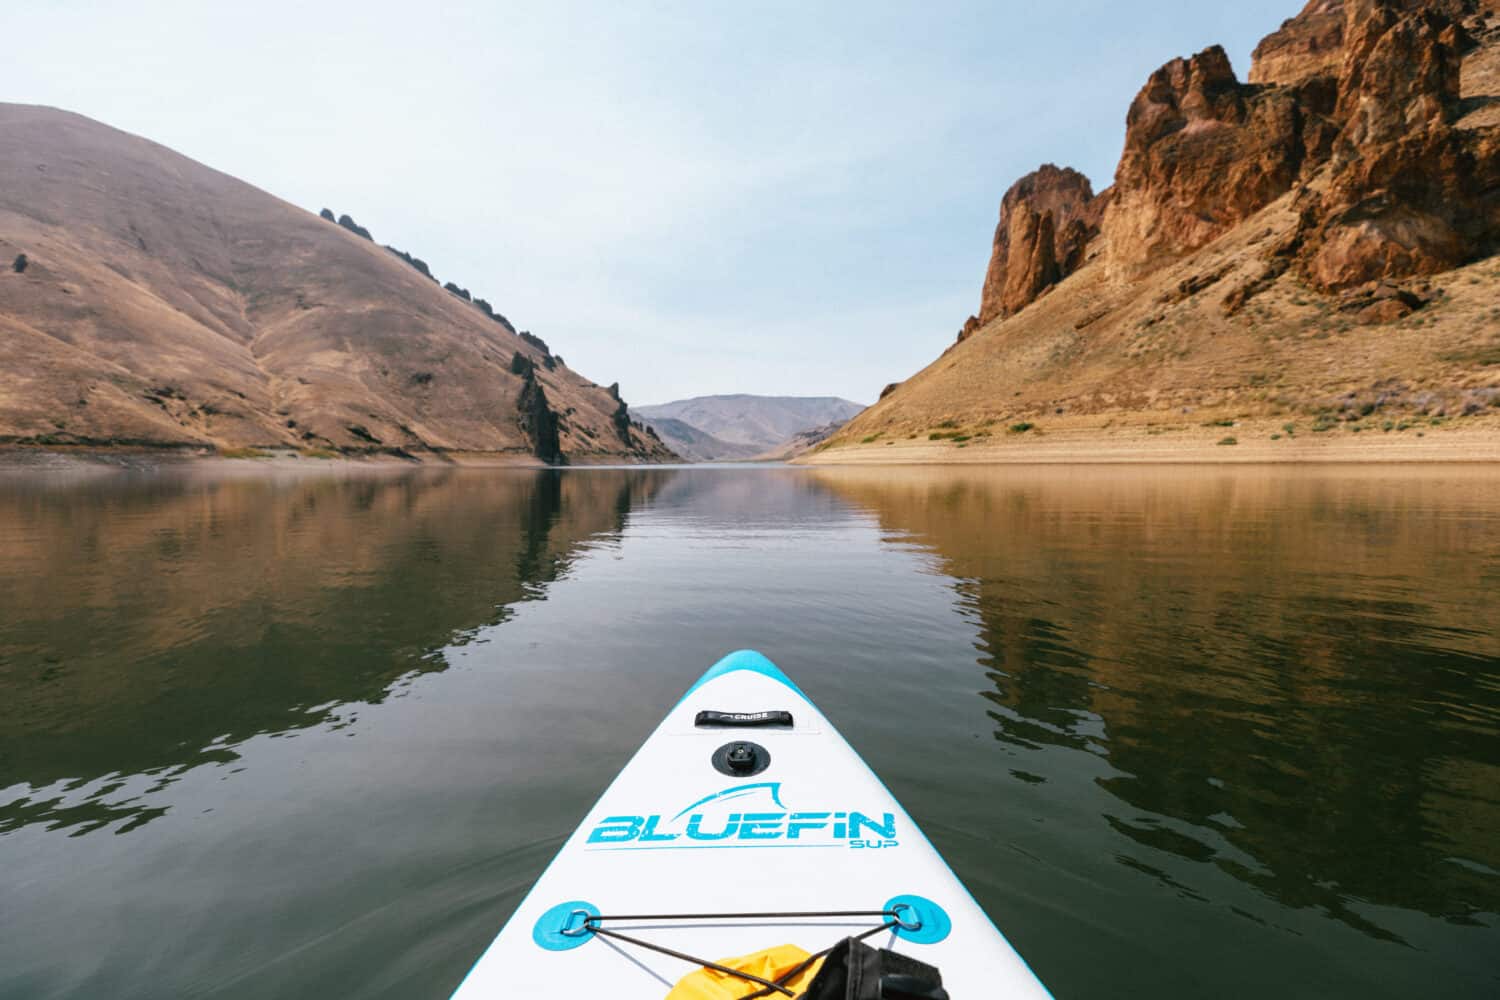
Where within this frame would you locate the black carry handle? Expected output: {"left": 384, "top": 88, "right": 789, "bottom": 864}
{"left": 695, "top": 710, "right": 794, "bottom": 728}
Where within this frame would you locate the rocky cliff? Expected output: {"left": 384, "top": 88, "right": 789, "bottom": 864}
{"left": 823, "top": 0, "right": 1500, "bottom": 457}
{"left": 975, "top": 165, "right": 1105, "bottom": 326}
{"left": 1016, "top": 0, "right": 1498, "bottom": 304}
{"left": 1101, "top": 43, "right": 1340, "bottom": 278}
{"left": 0, "top": 104, "right": 675, "bottom": 463}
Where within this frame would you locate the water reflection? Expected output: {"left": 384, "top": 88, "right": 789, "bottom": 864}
{"left": 0, "top": 468, "right": 675, "bottom": 835}
{"left": 814, "top": 466, "right": 1500, "bottom": 942}
{"left": 1, "top": 464, "right": 1496, "bottom": 999}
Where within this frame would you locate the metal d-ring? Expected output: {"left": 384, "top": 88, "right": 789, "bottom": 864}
{"left": 891, "top": 902, "right": 923, "bottom": 932}
{"left": 560, "top": 908, "right": 595, "bottom": 937}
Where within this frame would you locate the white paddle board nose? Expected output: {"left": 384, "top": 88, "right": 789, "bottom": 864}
{"left": 451, "top": 650, "right": 1051, "bottom": 998}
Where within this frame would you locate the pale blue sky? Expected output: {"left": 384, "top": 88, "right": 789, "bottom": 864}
{"left": 3, "top": 1, "right": 1292, "bottom": 405}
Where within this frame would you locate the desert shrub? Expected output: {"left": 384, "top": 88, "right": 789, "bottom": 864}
{"left": 1009, "top": 422, "right": 1034, "bottom": 434}
{"left": 1217, "top": 436, "right": 1238, "bottom": 446}
{"left": 12, "top": 253, "right": 27, "bottom": 273}
{"left": 337, "top": 214, "right": 373, "bottom": 240}
{"left": 319, "top": 208, "right": 335, "bottom": 222}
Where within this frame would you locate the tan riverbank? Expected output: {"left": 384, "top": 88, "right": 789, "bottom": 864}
{"left": 797, "top": 417, "right": 1500, "bottom": 465}
{"left": 0, "top": 445, "right": 555, "bottom": 475}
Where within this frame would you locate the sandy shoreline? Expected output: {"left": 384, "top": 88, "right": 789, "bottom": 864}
{"left": 6, "top": 420, "right": 1500, "bottom": 472}
{"left": 0, "top": 446, "right": 554, "bottom": 475}
{"left": 796, "top": 419, "right": 1500, "bottom": 465}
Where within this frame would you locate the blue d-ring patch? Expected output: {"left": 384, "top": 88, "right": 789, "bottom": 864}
{"left": 884, "top": 894, "right": 951, "bottom": 945}
{"left": 532, "top": 900, "right": 599, "bottom": 951}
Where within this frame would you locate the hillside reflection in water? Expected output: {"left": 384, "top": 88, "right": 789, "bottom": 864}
{"left": 814, "top": 468, "right": 1499, "bottom": 953}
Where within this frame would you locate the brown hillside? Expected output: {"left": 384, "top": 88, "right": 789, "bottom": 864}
{"left": 0, "top": 104, "right": 673, "bottom": 463}
{"left": 819, "top": 0, "right": 1500, "bottom": 460}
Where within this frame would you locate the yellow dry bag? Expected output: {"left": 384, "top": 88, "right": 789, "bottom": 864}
{"left": 664, "top": 943, "right": 824, "bottom": 999}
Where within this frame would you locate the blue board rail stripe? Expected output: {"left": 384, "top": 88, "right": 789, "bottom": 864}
{"left": 676, "top": 650, "right": 812, "bottom": 707}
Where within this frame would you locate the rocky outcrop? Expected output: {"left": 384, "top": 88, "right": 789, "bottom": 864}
{"left": 1251, "top": 0, "right": 1348, "bottom": 84}
{"left": 1101, "top": 45, "right": 1338, "bottom": 276}
{"left": 1299, "top": 0, "right": 1498, "bottom": 287}
{"left": 610, "top": 399, "right": 633, "bottom": 445}
{"left": 1091, "top": 1, "right": 1497, "bottom": 288}
{"left": 515, "top": 363, "right": 562, "bottom": 465}
{"left": 978, "top": 165, "right": 1104, "bottom": 322}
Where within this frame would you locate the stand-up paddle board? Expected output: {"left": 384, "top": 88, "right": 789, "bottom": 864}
{"left": 452, "top": 650, "right": 1051, "bottom": 998}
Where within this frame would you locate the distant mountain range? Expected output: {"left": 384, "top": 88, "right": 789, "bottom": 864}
{"left": 0, "top": 103, "right": 672, "bottom": 464}
{"left": 635, "top": 395, "right": 865, "bottom": 462}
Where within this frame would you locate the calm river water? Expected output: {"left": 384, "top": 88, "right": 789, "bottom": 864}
{"left": 1, "top": 464, "right": 1497, "bottom": 998}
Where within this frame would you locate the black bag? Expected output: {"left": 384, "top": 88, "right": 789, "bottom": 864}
{"left": 799, "top": 937, "right": 950, "bottom": 1000}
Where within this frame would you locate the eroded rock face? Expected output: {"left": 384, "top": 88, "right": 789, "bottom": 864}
{"left": 1302, "top": 0, "right": 1496, "bottom": 287}
{"left": 1252, "top": 1, "right": 1348, "bottom": 85}
{"left": 1252, "top": 0, "right": 1484, "bottom": 86}
{"left": 978, "top": 165, "right": 1103, "bottom": 322}
{"left": 1102, "top": 45, "right": 1338, "bottom": 276}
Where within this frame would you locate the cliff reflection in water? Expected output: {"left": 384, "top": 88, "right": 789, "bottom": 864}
{"left": 815, "top": 465, "right": 1500, "bottom": 940}
{"left": 0, "top": 467, "right": 674, "bottom": 835}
